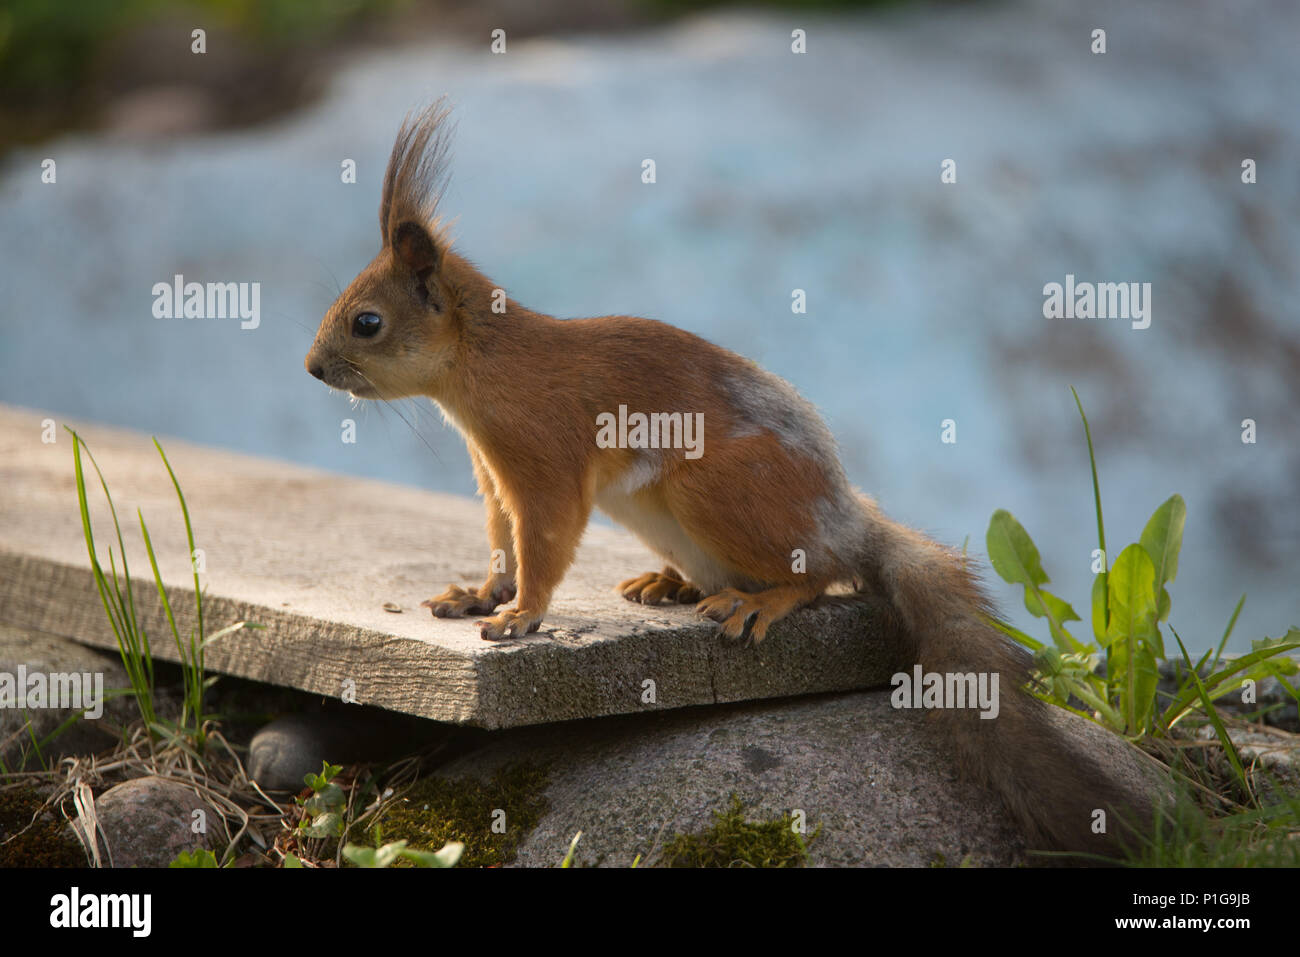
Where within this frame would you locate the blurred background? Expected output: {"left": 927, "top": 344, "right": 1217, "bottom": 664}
{"left": 1, "top": 0, "right": 1296, "bottom": 652}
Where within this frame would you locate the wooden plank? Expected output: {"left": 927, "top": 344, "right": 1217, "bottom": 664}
{"left": 0, "top": 404, "right": 900, "bottom": 728}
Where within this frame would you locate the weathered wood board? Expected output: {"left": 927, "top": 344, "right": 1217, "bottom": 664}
{"left": 0, "top": 404, "right": 900, "bottom": 728}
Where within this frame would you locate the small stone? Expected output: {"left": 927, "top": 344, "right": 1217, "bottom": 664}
{"left": 71, "top": 776, "right": 215, "bottom": 868}
{"left": 383, "top": 602, "right": 403, "bottom": 613}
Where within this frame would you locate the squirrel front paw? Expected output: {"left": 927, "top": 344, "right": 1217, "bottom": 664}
{"left": 617, "top": 567, "right": 702, "bottom": 605}
{"left": 476, "top": 607, "right": 542, "bottom": 641}
{"left": 421, "top": 579, "right": 516, "bottom": 618}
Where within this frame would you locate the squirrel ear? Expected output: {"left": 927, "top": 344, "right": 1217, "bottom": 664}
{"left": 391, "top": 220, "right": 440, "bottom": 282}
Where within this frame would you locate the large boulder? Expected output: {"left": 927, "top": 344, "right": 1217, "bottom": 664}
{"left": 423, "top": 691, "right": 1033, "bottom": 867}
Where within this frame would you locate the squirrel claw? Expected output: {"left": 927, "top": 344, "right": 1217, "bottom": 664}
{"left": 697, "top": 587, "right": 788, "bottom": 644}
{"left": 477, "top": 608, "right": 540, "bottom": 642}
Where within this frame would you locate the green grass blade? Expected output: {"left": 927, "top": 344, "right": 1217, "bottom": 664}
{"left": 140, "top": 509, "right": 190, "bottom": 726}
{"left": 21, "top": 711, "right": 46, "bottom": 770}
{"left": 155, "top": 439, "right": 203, "bottom": 651}
{"left": 79, "top": 437, "right": 144, "bottom": 655}
{"left": 1071, "top": 386, "right": 1106, "bottom": 568}
{"left": 1172, "top": 626, "right": 1249, "bottom": 798}
{"left": 985, "top": 615, "right": 1044, "bottom": 652}
{"left": 1071, "top": 387, "right": 1111, "bottom": 661}
{"left": 69, "top": 429, "right": 155, "bottom": 727}
{"left": 1212, "top": 594, "right": 1246, "bottom": 671}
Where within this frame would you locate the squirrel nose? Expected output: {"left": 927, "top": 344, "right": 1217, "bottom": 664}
{"left": 307, "top": 361, "right": 324, "bottom": 380}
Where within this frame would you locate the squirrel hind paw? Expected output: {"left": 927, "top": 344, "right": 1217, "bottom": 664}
{"left": 696, "top": 585, "right": 816, "bottom": 644}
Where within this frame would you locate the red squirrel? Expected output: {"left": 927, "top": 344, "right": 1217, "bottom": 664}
{"left": 306, "top": 102, "right": 1157, "bottom": 857}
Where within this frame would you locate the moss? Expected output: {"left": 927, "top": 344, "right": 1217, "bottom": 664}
{"left": 929, "top": 852, "right": 978, "bottom": 868}
{"left": 369, "top": 762, "right": 550, "bottom": 868}
{"left": 0, "top": 788, "right": 86, "bottom": 868}
{"left": 660, "top": 794, "right": 818, "bottom": 867}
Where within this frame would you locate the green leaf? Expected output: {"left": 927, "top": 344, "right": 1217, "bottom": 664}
{"left": 303, "top": 784, "right": 345, "bottom": 816}
{"left": 986, "top": 509, "right": 1047, "bottom": 588}
{"left": 304, "top": 761, "right": 343, "bottom": 792}
{"left": 283, "top": 853, "right": 303, "bottom": 869}
{"left": 985, "top": 510, "right": 1082, "bottom": 651}
{"left": 343, "top": 841, "right": 407, "bottom": 868}
{"left": 401, "top": 842, "right": 463, "bottom": 868}
{"left": 342, "top": 840, "right": 462, "bottom": 868}
{"left": 1091, "top": 571, "right": 1108, "bottom": 643}
{"left": 170, "top": 848, "right": 220, "bottom": 868}
{"left": 1106, "top": 544, "right": 1161, "bottom": 735}
{"left": 1139, "top": 494, "right": 1186, "bottom": 622}
{"left": 1104, "top": 546, "right": 1158, "bottom": 649}
{"left": 301, "top": 811, "right": 343, "bottom": 839}
{"left": 1029, "top": 588, "right": 1082, "bottom": 627}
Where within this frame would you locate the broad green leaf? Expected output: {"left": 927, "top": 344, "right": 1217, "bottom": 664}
{"left": 986, "top": 510, "right": 1048, "bottom": 588}
{"left": 342, "top": 844, "right": 383, "bottom": 868}
{"left": 1104, "top": 545, "right": 1159, "bottom": 650}
{"left": 301, "top": 811, "right": 343, "bottom": 839}
{"left": 1140, "top": 494, "right": 1186, "bottom": 623}
{"left": 986, "top": 510, "right": 1081, "bottom": 651}
{"left": 1026, "top": 587, "right": 1082, "bottom": 626}
{"left": 1106, "top": 544, "right": 1161, "bottom": 735}
{"left": 303, "top": 783, "right": 345, "bottom": 815}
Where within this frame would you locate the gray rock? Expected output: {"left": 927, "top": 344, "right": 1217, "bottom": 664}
{"left": 247, "top": 709, "right": 452, "bottom": 792}
{"left": 0, "top": 626, "right": 135, "bottom": 768}
{"left": 73, "top": 776, "right": 215, "bottom": 868}
{"left": 426, "top": 691, "right": 1032, "bottom": 867}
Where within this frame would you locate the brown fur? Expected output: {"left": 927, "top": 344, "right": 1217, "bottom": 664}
{"left": 305, "top": 101, "right": 1159, "bottom": 858}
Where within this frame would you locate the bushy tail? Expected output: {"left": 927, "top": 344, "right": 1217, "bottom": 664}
{"left": 860, "top": 506, "right": 1162, "bottom": 859}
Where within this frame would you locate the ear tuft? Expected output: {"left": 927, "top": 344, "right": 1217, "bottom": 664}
{"left": 380, "top": 99, "right": 455, "bottom": 244}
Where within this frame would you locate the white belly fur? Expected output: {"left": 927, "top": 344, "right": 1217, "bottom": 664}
{"left": 594, "top": 481, "right": 739, "bottom": 594}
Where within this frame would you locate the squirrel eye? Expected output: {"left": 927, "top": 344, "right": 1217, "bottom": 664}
{"left": 352, "top": 313, "right": 382, "bottom": 338}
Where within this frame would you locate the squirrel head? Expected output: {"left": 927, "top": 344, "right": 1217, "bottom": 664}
{"left": 305, "top": 100, "right": 463, "bottom": 400}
